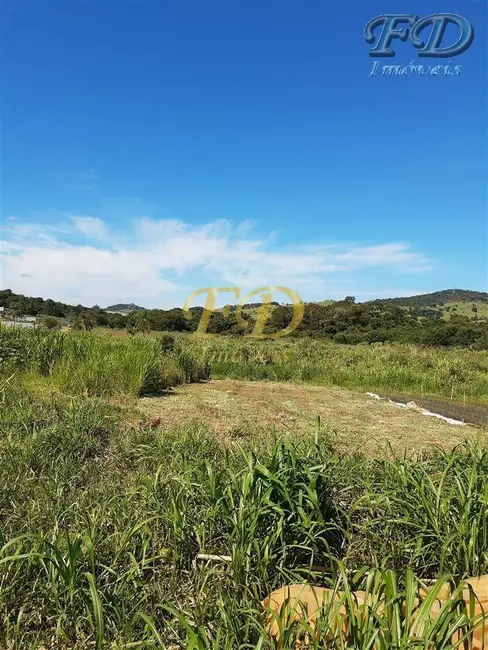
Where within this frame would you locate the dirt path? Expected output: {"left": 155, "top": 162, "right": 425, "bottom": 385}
{"left": 138, "top": 380, "right": 486, "bottom": 457}
{"left": 382, "top": 394, "right": 488, "bottom": 427}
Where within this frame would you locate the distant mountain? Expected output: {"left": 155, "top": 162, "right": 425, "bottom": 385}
{"left": 377, "top": 289, "right": 488, "bottom": 307}
{"left": 105, "top": 303, "right": 145, "bottom": 313}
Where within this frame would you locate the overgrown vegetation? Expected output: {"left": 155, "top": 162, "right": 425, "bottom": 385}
{"left": 1, "top": 391, "right": 487, "bottom": 647}
{"left": 2, "top": 288, "right": 488, "bottom": 348}
{"left": 0, "top": 326, "right": 210, "bottom": 398}
{"left": 0, "top": 327, "right": 487, "bottom": 648}
{"left": 183, "top": 335, "right": 488, "bottom": 402}
{"left": 2, "top": 326, "right": 487, "bottom": 401}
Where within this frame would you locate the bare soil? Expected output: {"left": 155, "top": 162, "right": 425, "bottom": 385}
{"left": 384, "top": 394, "right": 488, "bottom": 427}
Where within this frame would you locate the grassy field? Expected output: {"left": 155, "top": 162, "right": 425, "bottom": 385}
{"left": 66, "top": 328, "right": 488, "bottom": 403}
{"left": 139, "top": 379, "right": 486, "bottom": 456}
{"left": 182, "top": 335, "right": 488, "bottom": 403}
{"left": 439, "top": 302, "right": 488, "bottom": 321}
{"left": 403, "top": 301, "right": 488, "bottom": 321}
{"left": 1, "top": 326, "right": 488, "bottom": 648}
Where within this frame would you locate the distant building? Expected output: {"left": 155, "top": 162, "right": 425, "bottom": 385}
{"left": 1, "top": 320, "right": 35, "bottom": 329}
{"left": 0, "top": 314, "right": 38, "bottom": 328}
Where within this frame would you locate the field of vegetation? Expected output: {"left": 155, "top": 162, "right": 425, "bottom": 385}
{"left": 439, "top": 302, "right": 488, "bottom": 321}
{"left": 188, "top": 336, "right": 488, "bottom": 403}
{"left": 3, "top": 287, "right": 488, "bottom": 349}
{"left": 1, "top": 326, "right": 487, "bottom": 648}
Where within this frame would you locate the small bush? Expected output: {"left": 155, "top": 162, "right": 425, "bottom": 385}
{"left": 160, "top": 333, "right": 175, "bottom": 353}
{"left": 138, "top": 357, "right": 183, "bottom": 396}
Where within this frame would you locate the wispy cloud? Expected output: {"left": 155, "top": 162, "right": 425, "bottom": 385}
{"left": 334, "top": 243, "right": 430, "bottom": 271}
{"left": 330, "top": 288, "right": 423, "bottom": 299}
{"left": 72, "top": 216, "right": 109, "bottom": 242}
{"left": 1, "top": 215, "right": 432, "bottom": 307}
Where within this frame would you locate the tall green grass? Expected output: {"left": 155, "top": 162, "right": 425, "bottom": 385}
{"left": 1, "top": 326, "right": 487, "bottom": 647}
{"left": 185, "top": 336, "right": 488, "bottom": 401}
{"left": 2, "top": 326, "right": 487, "bottom": 400}
{"left": 0, "top": 326, "right": 210, "bottom": 397}
{"left": 0, "top": 384, "right": 487, "bottom": 647}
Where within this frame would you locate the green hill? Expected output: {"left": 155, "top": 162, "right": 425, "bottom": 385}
{"left": 379, "top": 289, "right": 488, "bottom": 307}
{"left": 105, "top": 303, "right": 145, "bottom": 313}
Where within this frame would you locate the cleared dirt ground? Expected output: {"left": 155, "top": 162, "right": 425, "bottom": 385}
{"left": 138, "top": 380, "right": 486, "bottom": 457}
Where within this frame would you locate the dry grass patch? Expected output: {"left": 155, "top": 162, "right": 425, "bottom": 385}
{"left": 138, "top": 379, "right": 485, "bottom": 457}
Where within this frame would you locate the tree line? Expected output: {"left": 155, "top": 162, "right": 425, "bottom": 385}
{"left": 1, "top": 288, "right": 487, "bottom": 349}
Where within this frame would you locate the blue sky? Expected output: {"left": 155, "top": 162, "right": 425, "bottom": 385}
{"left": 2, "top": 0, "right": 486, "bottom": 308}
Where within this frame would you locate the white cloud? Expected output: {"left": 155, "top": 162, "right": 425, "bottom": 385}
{"left": 72, "top": 216, "right": 109, "bottom": 242}
{"left": 1, "top": 215, "right": 432, "bottom": 307}
{"left": 334, "top": 243, "right": 430, "bottom": 271}
{"left": 330, "top": 288, "right": 423, "bottom": 299}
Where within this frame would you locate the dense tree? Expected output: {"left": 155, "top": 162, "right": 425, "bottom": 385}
{"left": 72, "top": 313, "right": 95, "bottom": 331}
{"left": 106, "top": 313, "right": 126, "bottom": 329}
{"left": 1, "top": 288, "right": 487, "bottom": 349}
{"left": 40, "top": 316, "right": 61, "bottom": 330}
{"left": 135, "top": 312, "right": 151, "bottom": 336}
{"left": 383, "top": 289, "right": 488, "bottom": 307}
